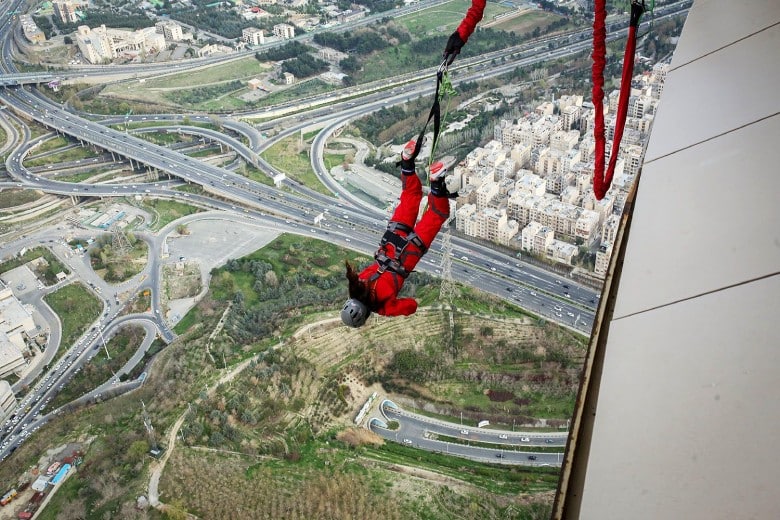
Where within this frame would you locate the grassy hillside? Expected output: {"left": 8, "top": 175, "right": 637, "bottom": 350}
{"left": 5, "top": 233, "right": 584, "bottom": 519}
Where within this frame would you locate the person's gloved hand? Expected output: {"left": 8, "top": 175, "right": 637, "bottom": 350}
{"left": 443, "top": 31, "right": 465, "bottom": 65}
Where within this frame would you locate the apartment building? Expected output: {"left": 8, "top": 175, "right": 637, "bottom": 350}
{"left": 521, "top": 221, "right": 554, "bottom": 254}
{"left": 594, "top": 241, "right": 613, "bottom": 278}
{"left": 156, "top": 21, "right": 184, "bottom": 42}
{"left": 455, "top": 204, "right": 477, "bottom": 234}
{"left": 242, "top": 27, "right": 265, "bottom": 46}
{"left": 75, "top": 25, "right": 114, "bottom": 63}
{"left": 601, "top": 214, "right": 621, "bottom": 245}
{"left": 475, "top": 180, "right": 500, "bottom": 209}
{"left": 53, "top": 0, "right": 79, "bottom": 24}
{"left": 551, "top": 130, "right": 580, "bottom": 152}
{"left": 453, "top": 63, "right": 666, "bottom": 271}
{"left": 273, "top": 23, "right": 295, "bottom": 39}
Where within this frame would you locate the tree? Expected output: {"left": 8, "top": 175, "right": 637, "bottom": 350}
{"left": 127, "top": 440, "right": 149, "bottom": 463}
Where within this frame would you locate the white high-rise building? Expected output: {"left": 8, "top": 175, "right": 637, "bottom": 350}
{"left": 156, "top": 21, "right": 184, "bottom": 42}
{"left": 242, "top": 27, "right": 265, "bottom": 46}
{"left": 273, "top": 24, "right": 295, "bottom": 39}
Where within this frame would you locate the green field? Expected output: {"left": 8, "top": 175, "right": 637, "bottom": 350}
{"left": 398, "top": 0, "right": 511, "bottom": 36}
{"left": 31, "top": 135, "right": 70, "bottom": 154}
{"left": 24, "top": 146, "right": 99, "bottom": 167}
{"left": 53, "top": 167, "right": 116, "bottom": 183}
{"left": 141, "top": 198, "right": 202, "bottom": 231}
{"left": 135, "top": 56, "right": 269, "bottom": 89}
{"left": 260, "top": 134, "right": 332, "bottom": 196}
{"left": 43, "top": 283, "right": 102, "bottom": 367}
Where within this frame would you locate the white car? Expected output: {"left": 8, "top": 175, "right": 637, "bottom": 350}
{"left": 521, "top": 437, "right": 530, "bottom": 442}
{"left": 460, "top": 430, "right": 469, "bottom": 435}
{"left": 498, "top": 434, "right": 508, "bottom": 440}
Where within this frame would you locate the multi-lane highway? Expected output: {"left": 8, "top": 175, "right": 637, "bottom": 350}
{"left": 370, "top": 401, "right": 567, "bottom": 466}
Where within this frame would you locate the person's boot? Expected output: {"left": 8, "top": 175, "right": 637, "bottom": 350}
{"left": 399, "top": 136, "right": 426, "bottom": 173}
{"left": 429, "top": 155, "right": 456, "bottom": 182}
{"left": 430, "top": 178, "right": 458, "bottom": 199}
{"left": 429, "top": 156, "right": 458, "bottom": 198}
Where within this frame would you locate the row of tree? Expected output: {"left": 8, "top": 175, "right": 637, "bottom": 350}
{"left": 164, "top": 80, "right": 243, "bottom": 105}
{"left": 255, "top": 41, "right": 313, "bottom": 62}
{"left": 280, "top": 53, "right": 329, "bottom": 80}
{"left": 313, "top": 29, "right": 391, "bottom": 55}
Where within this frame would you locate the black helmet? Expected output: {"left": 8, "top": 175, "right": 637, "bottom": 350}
{"left": 341, "top": 298, "right": 370, "bottom": 328}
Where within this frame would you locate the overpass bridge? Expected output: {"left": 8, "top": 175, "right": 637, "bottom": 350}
{"left": 0, "top": 73, "right": 60, "bottom": 87}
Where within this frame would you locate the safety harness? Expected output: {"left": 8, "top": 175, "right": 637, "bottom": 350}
{"left": 592, "top": 0, "right": 651, "bottom": 200}
{"left": 372, "top": 221, "right": 428, "bottom": 281}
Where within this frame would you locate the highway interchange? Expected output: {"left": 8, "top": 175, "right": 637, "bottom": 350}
{"left": 0, "top": 0, "right": 690, "bottom": 463}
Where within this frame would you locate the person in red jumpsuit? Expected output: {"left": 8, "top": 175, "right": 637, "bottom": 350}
{"left": 443, "top": 0, "right": 487, "bottom": 64}
{"left": 341, "top": 141, "right": 458, "bottom": 328}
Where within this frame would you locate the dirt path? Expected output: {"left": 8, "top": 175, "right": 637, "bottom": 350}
{"left": 146, "top": 353, "right": 266, "bottom": 512}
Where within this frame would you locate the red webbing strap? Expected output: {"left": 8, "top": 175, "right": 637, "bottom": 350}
{"left": 592, "top": 1, "right": 645, "bottom": 200}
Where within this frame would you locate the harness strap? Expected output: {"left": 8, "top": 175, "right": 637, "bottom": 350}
{"left": 408, "top": 67, "right": 444, "bottom": 162}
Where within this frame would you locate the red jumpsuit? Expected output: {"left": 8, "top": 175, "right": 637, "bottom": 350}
{"left": 456, "top": 0, "right": 486, "bottom": 43}
{"left": 358, "top": 174, "right": 450, "bottom": 317}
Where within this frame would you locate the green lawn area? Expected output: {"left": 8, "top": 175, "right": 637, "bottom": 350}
{"left": 188, "top": 147, "right": 223, "bottom": 158}
{"left": 323, "top": 152, "right": 347, "bottom": 170}
{"left": 141, "top": 198, "right": 202, "bottom": 231}
{"left": 136, "top": 131, "right": 183, "bottom": 146}
{"left": 25, "top": 146, "right": 98, "bottom": 167}
{"left": 53, "top": 168, "right": 114, "bottom": 183}
{"left": 138, "top": 56, "right": 269, "bottom": 89}
{"left": 193, "top": 90, "right": 250, "bottom": 112}
{"left": 43, "top": 283, "right": 102, "bottom": 365}
{"left": 174, "top": 183, "right": 207, "bottom": 195}
{"left": 490, "top": 9, "right": 565, "bottom": 34}
{"left": 238, "top": 164, "right": 275, "bottom": 187}
{"left": 28, "top": 121, "right": 52, "bottom": 140}
{"left": 253, "top": 79, "right": 334, "bottom": 108}
{"left": 398, "top": 0, "right": 511, "bottom": 36}
{"left": 260, "top": 135, "right": 332, "bottom": 196}
{"left": 32, "top": 135, "right": 70, "bottom": 154}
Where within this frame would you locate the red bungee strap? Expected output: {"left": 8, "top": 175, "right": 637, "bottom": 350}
{"left": 592, "top": 1, "right": 646, "bottom": 200}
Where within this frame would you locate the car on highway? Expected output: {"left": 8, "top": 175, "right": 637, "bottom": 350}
{"left": 460, "top": 430, "right": 469, "bottom": 435}
{"left": 520, "top": 437, "right": 530, "bottom": 442}
{"left": 403, "top": 439, "right": 412, "bottom": 445}
{"left": 528, "top": 455, "right": 537, "bottom": 461}
{"left": 498, "top": 434, "right": 508, "bottom": 440}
